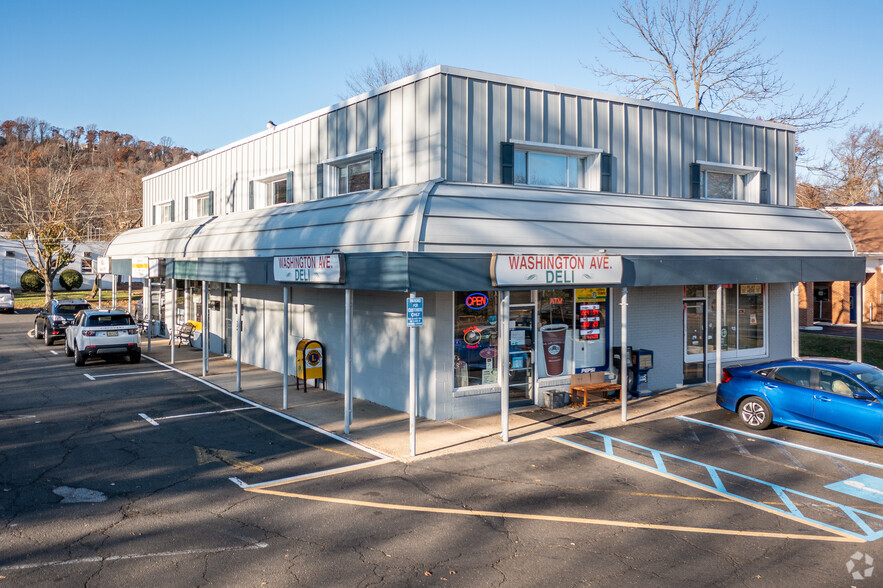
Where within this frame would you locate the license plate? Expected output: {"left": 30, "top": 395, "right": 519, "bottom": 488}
{"left": 107, "top": 331, "right": 118, "bottom": 337}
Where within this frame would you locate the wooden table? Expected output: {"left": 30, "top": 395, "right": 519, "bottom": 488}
{"left": 569, "top": 382, "right": 622, "bottom": 407}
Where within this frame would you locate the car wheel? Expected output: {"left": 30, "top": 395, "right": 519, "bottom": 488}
{"left": 35, "top": 322, "right": 43, "bottom": 339}
{"left": 129, "top": 349, "right": 142, "bottom": 364}
{"left": 44, "top": 326, "right": 53, "bottom": 346}
{"left": 64, "top": 338, "right": 74, "bottom": 357}
{"left": 738, "top": 396, "right": 773, "bottom": 430}
{"left": 74, "top": 345, "right": 86, "bottom": 367}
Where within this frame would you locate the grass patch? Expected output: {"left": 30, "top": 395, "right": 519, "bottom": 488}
{"left": 800, "top": 332, "right": 883, "bottom": 368}
{"left": 13, "top": 290, "right": 142, "bottom": 310}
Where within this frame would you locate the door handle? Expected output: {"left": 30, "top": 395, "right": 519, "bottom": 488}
{"left": 814, "top": 395, "right": 832, "bottom": 402}
{"left": 763, "top": 383, "right": 778, "bottom": 389}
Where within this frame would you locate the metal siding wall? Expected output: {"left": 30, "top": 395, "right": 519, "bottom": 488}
{"left": 563, "top": 94, "right": 577, "bottom": 146}
{"left": 579, "top": 97, "right": 594, "bottom": 148}
{"left": 655, "top": 110, "right": 668, "bottom": 197}
{"left": 429, "top": 74, "right": 443, "bottom": 179}
{"left": 507, "top": 85, "right": 525, "bottom": 141}
{"left": 377, "top": 92, "right": 389, "bottom": 187}
{"left": 389, "top": 87, "right": 403, "bottom": 187}
{"left": 469, "top": 79, "right": 487, "bottom": 183}
{"left": 490, "top": 82, "right": 507, "bottom": 184}
{"left": 544, "top": 92, "right": 560, "bottom": 144}
{"left": 447, "top": 76, "right": 467, "bottom": 181}
{"left": 403, "top": 82, "right": 417, "bottom": 185}
{"left": 527, "top": 89, "right": 543, "bottom": 142}
{"left": 641, "top": 107, "right": 654, "bottom": 195}
{"left": 415, "top": 78, "right": 430, "bottom": 182}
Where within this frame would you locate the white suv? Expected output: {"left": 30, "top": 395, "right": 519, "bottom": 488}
{"left": 0, "top": 285, "right": 13, "bottom": 313}
{"left": 65, "top": 310, "right": 141, "bottom": 366}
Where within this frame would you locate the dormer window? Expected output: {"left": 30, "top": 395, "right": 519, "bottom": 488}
{"left": 690, "top": 161, "right": 769, "bottom": 203}
{"left": 248, "top": 171, "right": 293, "bottom": 209}
{"left": 188, "top": 191, "right": 214, "bottom": 219}
{"left": 317, "top": 149, "right": 382, "bottom": 198}
{"left": 501, "top": 141, "right": 610, "bottom": 191}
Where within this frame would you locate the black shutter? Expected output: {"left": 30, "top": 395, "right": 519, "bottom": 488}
{"left": 316, "top": 164, "right": 324, "bottom": 199}
{"left": 208, "top": 190, "right": 214, "bottom": 215}
{"left": 184, "top": 197, "right": 189, "bottom": 220}
{"left": 600, "top": 152, "right": 612, "bottom": 192}
{"left": 285, "top": 172, "right": 294, "bottom": 203}
{"left": 248, "top": 180, "right": 254, "bottom": 209}
{"left": 152, "top": 205, "right": 156, "bottom": 226}
{"left": 372, "top": 150, "right": 383, "bottom": 190}
{"left": 500, "top": 142, "right": 514, "bottom": 185}
{"left": 690, "top": 163, "right": 701, "bottom": 198}
{"left": 760, "top": 171, "right": 770, "bottom": 204}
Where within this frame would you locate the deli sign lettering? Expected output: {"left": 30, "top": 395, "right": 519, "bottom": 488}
{"left": 491, "top": 254, "right": 622, "bottom": 287}
{"left": 273, "top": 254, "right": 344, "bottom": 284}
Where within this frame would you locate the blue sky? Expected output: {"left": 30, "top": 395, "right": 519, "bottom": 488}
{"left": 1, "top": 0, "right": 879, "bottom": 170}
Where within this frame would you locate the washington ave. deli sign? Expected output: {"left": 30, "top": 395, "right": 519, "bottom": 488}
{"left": 491, "top": 254, "right": 622, "bottom": 287}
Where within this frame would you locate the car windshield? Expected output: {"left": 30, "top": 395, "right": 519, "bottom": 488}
{"left": 854, "top": 367, "right": 883, "bottom": 395}
{"left": 58, "top": 305, "right": 89, "bottom": 316}
{"left": 85, "top": 315, "right": 134, "bottom": 327}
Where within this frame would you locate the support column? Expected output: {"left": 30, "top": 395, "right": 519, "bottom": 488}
{"left": 170, "top": 279, "right": 176, "bottom": 365}
{"left": 202, "top": 280, "right": 208, "bottom": 377}
{"left": 146, "top": 278, "right": 152, "bottom": 353}
{"left": 620, "top": 288, "right": 628, "bottom": 422}
{"left": 409, "top": 292, "right": 418, "bottom": 457}
{"left": 282, "top": 286, "right": 289, "bottom": 409}
{"left": 791, "top": 283, "right": 800, "bottom": 358}
{"left": 344, "top": 289, "right": 353, "bottom": 434}
{"left": 857, "top": 282, "right": 864, "bottom": 363}
{"left": 112, "top": 276, "right": 117, "bottom": 309}
{"left": 127, "top": 277, "right": 132, "bottom": 315}
{"left": 716, "top": 284, "right": 722, "bottom": 385}
{"left": 236, "top": 284, "right": 242, "bottom": 393}
{"left": 500, "top": 291, "right": 510, "bottom": 442}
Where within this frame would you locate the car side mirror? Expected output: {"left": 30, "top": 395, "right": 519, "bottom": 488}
{"left": 853, "top": 391, "right": 876, "bottom": 402}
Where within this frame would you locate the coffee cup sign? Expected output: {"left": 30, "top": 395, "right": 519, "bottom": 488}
{"left": 540, "top": 324, "right": 568, "bottom": 376}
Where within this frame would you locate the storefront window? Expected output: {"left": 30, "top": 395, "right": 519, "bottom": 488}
{"left": 688, "top": 284, "right": 765, "bottom": 359}
{"left": 538, "top": 290, "right": 574, "bottom": 377}
{"left": 454, "top": 291, "right": 499, "bottom": 388}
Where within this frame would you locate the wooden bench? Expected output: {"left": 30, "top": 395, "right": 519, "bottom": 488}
{"left": 170, "top": 322, "right": 195, "bottom": 347}
{"left": 569, "top": 372, "right": 621, "bottom": 407}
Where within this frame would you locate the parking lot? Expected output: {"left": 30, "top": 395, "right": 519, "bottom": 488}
{"left": 3, "top": 310, "right": 883, "bottom": 585}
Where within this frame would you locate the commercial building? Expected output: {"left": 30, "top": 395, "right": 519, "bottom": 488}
{"left": 105, "top": 66, "right": 862, "bottom": 424}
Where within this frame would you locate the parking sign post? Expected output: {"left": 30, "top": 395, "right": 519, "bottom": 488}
{"left": 407, "top": 294, "right": 422, "bottom": 456}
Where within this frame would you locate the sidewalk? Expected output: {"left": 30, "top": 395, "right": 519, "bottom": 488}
{"left": 142, "top": 337, "right": 720, "bottom": 462}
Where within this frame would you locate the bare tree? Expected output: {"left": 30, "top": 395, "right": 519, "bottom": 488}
{"left": 823, "top": 124, "right": 882, "bottom": 205}
{"left": 592, "top": 0, "right": 854, "bottom": 132}
{"left": 341, "top": 53, "right": 430, "bottom": 98}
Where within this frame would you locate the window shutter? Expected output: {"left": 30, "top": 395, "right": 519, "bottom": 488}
{"left": 170, "top": 200, "right": 175, "bottom": 222}
{"left": 208, "top": 190, "right": 214, "bottom": 215}
{"left": 285, "top": 172, "right": 293, "bottom": 203}
{"left": 600, "top": 152, "right": 612, "bottom": 192}
{"left": 184, "top": 197, "right": 189, "bottom": 220}
{"left": 316, "top": 164, "right": 324, "bottom": 199}
{"left": 372, "top": 150, "right": 383, "bottom": 190}
{"left": 248, "top": 180, "right": 254, "bottom": 210}
{"left": 690, "top": 163, "right": 701, "bottom": 198}
{"left": 500, "top": 142, "right": 514, "bottom": 184}
{"left": 152, "top": 205, "right": 156, "bottom": 226}
{"left": 760, "top": 171, "right": 770, "bottom": 204}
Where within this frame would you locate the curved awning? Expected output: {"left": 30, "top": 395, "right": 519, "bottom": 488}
{"left": 106, "top": 180, "right": 863, "bottom": 289}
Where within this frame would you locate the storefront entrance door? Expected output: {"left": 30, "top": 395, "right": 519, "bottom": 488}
{"left": 509, "top": 305, "right": 535, "bottom": 404}
{"left": 683, "top": 300, "right": 706, "bottom": 385}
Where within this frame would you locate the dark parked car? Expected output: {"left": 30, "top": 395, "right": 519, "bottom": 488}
{"left": 717, "top": 357, "right": 883, "bottom": 445}
{"left": 34, "top": 299, "right": 91, "bottom": 346}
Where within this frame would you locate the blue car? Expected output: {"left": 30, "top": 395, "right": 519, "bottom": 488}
{"left": 717, "top": 358, "right": 883, "bottom": 445}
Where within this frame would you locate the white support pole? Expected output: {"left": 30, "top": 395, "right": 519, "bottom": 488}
{"left": 282, "top": 286, "right": 289, "bottom": 409}
{"left": 127, "top": 277, "right": 132, "bottom": 315}
{"left": 202, "top": 280, "right": 208, "bottom": 377}
{"left": 791, "top": 283, "right": 800, "bottom": 358}
{"left": 620, "top": 288, "right": 628, "bottom": 422}
{"left": 98, "top": 282, "right": 102, "bottom": 309}
{"left": 236, "top": 284, "right": 242, "bottom": 392}
{"left": 146, "top": 278, "right": 151, "bottom": 353}
{"left": 857, "top": 282, "right": 864, "bottom": 363}
{"left": 344, "top": 289, "right": 353, "bottom": 434}
{"left": 409, "top": 292, "right": 418, "bottom": 457}
{"left": 500, "top": 291, "right": 511, "bottom": 442}
{"left": 715, "top": 285, "right": 723, "bottom": 385}
{"left": 170, "top": 279, "right": 176, "bottom": 365}
{"left": 112, "top": 276, "right": 117, "bottom": 309}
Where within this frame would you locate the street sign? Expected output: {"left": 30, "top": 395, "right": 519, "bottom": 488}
{"left": 407, "top": 297, "right": 423, "bottom": 327}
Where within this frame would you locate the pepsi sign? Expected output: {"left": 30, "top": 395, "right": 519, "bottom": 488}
{"left": 465, "top": 293, "right": 489, "bottom": 310}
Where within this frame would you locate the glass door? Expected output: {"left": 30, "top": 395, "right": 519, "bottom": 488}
{"left": 509, "top": 305, "right": 536, "bottom": 403}
{"left": 224, "top": 288, "right": 233, "bottom": 356}
{"left": 684, "top": 300, "right": 706, "bottom": 384}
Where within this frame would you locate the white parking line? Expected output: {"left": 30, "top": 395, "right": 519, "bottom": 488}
{"left": 676, "top": 416, "right": 883, "bottom": 470}
{"left": 83, "top": 369, "right": 169, "bottom": 379}
{"left": 139, "top": 413, "right": 159, "bottom": 426}
{"left": 50, "top": 350, "right": 58, "bottom": 355}
{"left": 154, "top": 406, "right": 259, "bottom": 421}
{"left": 84, "top": 374, "right": 96, "bottom": 381}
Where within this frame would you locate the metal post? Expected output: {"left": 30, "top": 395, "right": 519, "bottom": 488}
{"left": 344, "top": 288, "right": 353, "bottom": 434}
{"left": 236, "top": 284, "right": 242, "bottom": 392}
{"left": 127, "top": 277, "right": 132, "bottom": 315}
{"left": 500, "top": 291, "right": 511, "bottom": 442}
{"left": 716, "top": 285, "right": 722, "bottom": 385}
{"left": 620, "top": 288, "right": 628, "bottom": 422}
{"left": 857, "top": 282, "right": 864, "bottom": 363}
{"left": 409, "top": 292, "right": 418, "bottom": 457}
{"left": 170, "top": 278, "right": 176, "bottom": 365}
{"left": 202, "top": 281, "right": 208, "bottom": 377}
{"left": 282, "top": 286, "right": 289, "bottom": 409}
{"left": 146, "top": 278, "right": 151, "bottom": 353}
{"left": 98, "top": 282, "right": 102, "bottom": 309}
{"left": 112, "top": 276, "right": 117, "bottom": 309}
{"left": 791, "top": 283, "right": 800, "bottom": 358}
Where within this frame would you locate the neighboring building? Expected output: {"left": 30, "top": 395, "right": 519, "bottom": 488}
{"left": 0, "top": 239, "right": 109, "bottom": 291}
{"left": 105, "top": 66, "right": 861, "bottom": 421}
{"left": 799, "top": 205, "right": 883, "bottom": 325}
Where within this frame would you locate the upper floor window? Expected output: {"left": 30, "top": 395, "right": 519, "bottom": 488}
{"left": 691, "top": 161, "right": 769, "bottom": 203}
{"left": 318, "top": 149, "right": 382, "bottom": 198}
{"left": 188, "top": 191, "right": 214, "bottom": 219}
{"left": 501, "top": 141, "right": 609, "bottom": 191}
{"left": 249, "top": 171, "right": 293, "bottom": 209}
{"left": 153, "top": 200, "right": 175, "bottom": 224}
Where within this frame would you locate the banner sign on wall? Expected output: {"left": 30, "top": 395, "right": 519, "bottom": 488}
{"left": 273, "top": 254, "right": 343, "bottom": 284}
{"left": 491, "top": 254, "right": 622, "bottom": 287}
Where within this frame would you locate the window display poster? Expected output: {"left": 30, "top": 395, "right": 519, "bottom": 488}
{"left": 537, "top": 326, "right": 572, "bottom": 378}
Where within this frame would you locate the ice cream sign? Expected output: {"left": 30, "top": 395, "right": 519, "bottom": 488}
{"left": 491, "top": 254, "right": 622, "bottom": 286}
{"left": 274, "top": 254, "right": 344, "bottom": 284}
